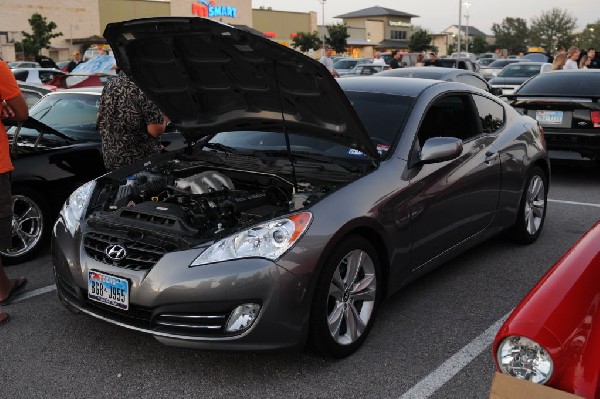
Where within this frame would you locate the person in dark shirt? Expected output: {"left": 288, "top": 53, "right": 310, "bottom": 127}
{"left": 389, "top": 50, "right": 401, "bottom": 69}
{"left": 66, "top": 50, "right": 84, "bottom": 72}
{"left": 424, "top": 52, "right": 443, "bottom": 67}
{"left": 587, "top": 48, "right": 600, "bottom": 69}
{"left": 96, "top": 72, "right": 168, "bottom": 171}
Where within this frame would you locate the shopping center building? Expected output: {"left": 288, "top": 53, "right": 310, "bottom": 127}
{"left": 0, "top": 0, "right": 421, "bottom": 62}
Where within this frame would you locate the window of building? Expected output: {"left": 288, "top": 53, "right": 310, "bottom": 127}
{"left": 391, "top": 30, "right": 407, "bottom": 40}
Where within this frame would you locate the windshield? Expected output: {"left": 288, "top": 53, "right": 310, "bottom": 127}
{"left": 18, "top": 92, "right": 100, "bottom": 141}
{"left": 498, "top": 64, "right": 542, "bottom": 78}
{"left": 208, "top": 92, "right": 413, "bottom": 161}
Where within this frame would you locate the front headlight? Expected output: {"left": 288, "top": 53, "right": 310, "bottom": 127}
{"left": 59, "top": 180, "right": 96, "bottom": 236}
{"left": 497, "top": 336, "right": 553, "bottom": 384}
{"left": 191, "top": 212, "right": 312, "bottom": 266}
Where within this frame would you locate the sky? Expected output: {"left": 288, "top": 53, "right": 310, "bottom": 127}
{"left": 251, "top": 0, "right": 599, "bottom": 34}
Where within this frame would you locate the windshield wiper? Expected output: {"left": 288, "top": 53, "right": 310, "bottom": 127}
{"left": 256, "top": 150, "right": 364, "bottom": 173}
{"left": 201, "top": 142, "right": 243, "bottom": 154}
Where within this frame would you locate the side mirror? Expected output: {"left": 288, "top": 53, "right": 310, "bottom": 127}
{"left": 420, "top": 137, "right": 463, "bottom": 164}
{"left": 491, "top": 88, "right": 503, "bottom": 96}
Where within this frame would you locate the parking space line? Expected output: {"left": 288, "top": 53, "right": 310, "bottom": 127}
{"left": 14, "top": 284, "right": 56, "bottom": 304}
{"left": 398, "top": 312, "right": 510, "bottom": 399}
{"left": 549, "top": 199, "right": 600, "bottom": 208}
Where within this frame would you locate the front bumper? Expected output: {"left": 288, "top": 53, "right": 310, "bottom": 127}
{"left": 52, "top": 219, "right": 312, "bottom": 351}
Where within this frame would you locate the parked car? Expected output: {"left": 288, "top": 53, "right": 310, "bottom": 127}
{"left": 437, "top": 58, "right": 481, "bottom": 73}
{"left": 506, "top": 70, "right": 600, "bottom": 163}
{"left": 8, "top": 61, "right": 41, "bottom": 69}
{"left": 488, "top": 62, "right": 552, "bottom": 96}
{"left": 332, "top": 58, "right": 371, "bottom": 76}
{"left": 476, "top": 58, "right": 496, "bottom": 67}
{"left": 450, "top": 52, "right": 476, "bottom": 61}
{"left": 376, "top": 66, "right": 491, "bottom": 92}
{"left": 481, "top": 59, "right": 525, "bottom": 81}
{"left": 52, "top": 17, "right": 549, "bottom": 358}
{"left": 524, "top": 52, "right": 550, "bottom": 63}
{"left": 339, "top": 63, "right": 388, "bottom": 77}
{"left": 381, "top": 52, "right": 422, "bottom": 67}
{"left": 2, "top": 87, "right": 185, "bottom": 264}
{"left": 478, "top": 52, "right": 499, "bottom": 60}
{"left": 17, "top": 81, "right": 53, "bottom": 108}
{"left": 11, "top": 67, "right": 67, "bottom": 84}
{"left": 493, "top": 220, "right": 600, "bottom": 398}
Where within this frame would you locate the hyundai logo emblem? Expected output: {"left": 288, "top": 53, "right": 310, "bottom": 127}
{"left": 105, "top": 244, "right": 127, "bottom": 261}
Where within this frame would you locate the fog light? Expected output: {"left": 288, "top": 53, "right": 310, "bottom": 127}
{"left": 225, "top": 303, "right": 261, "bottom": 333}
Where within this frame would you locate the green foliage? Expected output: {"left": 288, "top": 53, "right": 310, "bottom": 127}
{"left": 326, "top": 23, "right": 349, "bottom": 53}
{"left": 408, "top": 27, "right": 433, "bottom": 52}
{"left": 529, "top": 8, "right": 577, "bottom": 53}
{"left": 291, "top": 31, "right": 322, "bottom": 53}
{"left": 470, "top": 36, "right": 488, "bottom": 54}
{"left": 491, "top": 17, "right": 529, "bottom": 54}
{"left": 18, "top": 13, "right": 62, "bottom": 57}
{"left": 576, "top": 20, "right": 600, "bottom": 50}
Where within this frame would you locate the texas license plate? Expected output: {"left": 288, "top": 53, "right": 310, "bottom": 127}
{"left": 88, "top": 271, "right": 129, "bottom": 310}
{"left": 535, "top": 110, "right": 563, "bottom": 125}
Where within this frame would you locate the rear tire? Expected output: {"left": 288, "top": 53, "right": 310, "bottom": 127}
{"left": 309, "top": 236, "right": 381, "bottom": 358}
{"left": 509, "top": 166, "right": 547, "bottom": 244}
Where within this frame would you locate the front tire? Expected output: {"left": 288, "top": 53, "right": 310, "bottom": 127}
{"left": 509, "top": 166, "right": 547, "bottom": 244}
{"left": 0, "top": 188, "right": 49, "bottom": 265}
{"left": 309, "top": 236, "right": 381, "bottom": 358}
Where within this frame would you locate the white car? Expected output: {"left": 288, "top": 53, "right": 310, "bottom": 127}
{"left": 11, "top": 68, "right": 67, "bottom": 84}
{"left": 481, "top": 59, "right": 525, "bottom": 81}
{"left": 8, "top": 61, "right": 41, "bottom": 69}
{"left": 488, "top": 62, "right": 552, "bottom": 96}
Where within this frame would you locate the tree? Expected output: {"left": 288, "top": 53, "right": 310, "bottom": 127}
{"left": 18, "top": 13, "right": 62, "bottom": 58}
{"left": 576, "top": 20, "right": 600, "bottom": 50}
{"left": 408, "top": 27, "right": 433, "bottom": 52}
{"left": 325, "top": 23, "right": 349, "bottom": 53}
{"left": 470, "top": 36, "right": 488, "bottom": 54}
{"left": 529, "top": 8, "right": 577, "bottom": 53}
{"left": 491, "top": 17, "right": 529, "bottom": 54}
{"left": 291, "top": 31, "right": 322, "bottom": 53}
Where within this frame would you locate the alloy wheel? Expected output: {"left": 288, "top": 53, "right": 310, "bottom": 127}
{"left": 4, "top": 194, "right": 44, "bottom": 258}
{"left": 524, "top": 175, "right": 545, "bottom": 236}
{"left": 326, "top": 249, "right": 377, "bottom": 346}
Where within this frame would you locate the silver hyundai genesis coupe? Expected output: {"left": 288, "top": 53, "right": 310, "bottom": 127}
{"left": 52, "top": 17, "right": 549, "bottom": 358}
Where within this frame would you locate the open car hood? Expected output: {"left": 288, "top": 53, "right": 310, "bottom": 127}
{"left": 103, "top": 17, "right": 378, "bottom": 159}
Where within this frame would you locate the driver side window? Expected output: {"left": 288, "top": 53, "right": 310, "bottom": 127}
{"left": 417, "top": 95, "right": 476, "bottom": 146}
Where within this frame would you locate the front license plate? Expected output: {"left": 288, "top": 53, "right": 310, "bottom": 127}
{"left": 88, "top": 271, "right": 129, "bottom": 310}
{"left": 536, "top": 110, "right": 563, "bottom": 125}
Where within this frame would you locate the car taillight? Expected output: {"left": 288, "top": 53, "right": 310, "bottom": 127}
{"left": 591, "top": 111, "right": 600, "bottom": 128}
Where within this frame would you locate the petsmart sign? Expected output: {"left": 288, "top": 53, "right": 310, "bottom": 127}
{"left": 192, "top": 0, "right": 238, "bottom": 18}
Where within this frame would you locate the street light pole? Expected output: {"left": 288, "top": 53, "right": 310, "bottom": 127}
{"left": 457, "top": 0, "right": 462, "bottom": 55}
{"left": 318, "top": 0, "right": 326, "bottom": 55}
{"left": 464, "top": 2, "right": 471, "bottom": 54}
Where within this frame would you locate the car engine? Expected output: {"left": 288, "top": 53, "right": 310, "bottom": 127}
{"left": 86, "top": 158, "right": 333, "bottom": 250}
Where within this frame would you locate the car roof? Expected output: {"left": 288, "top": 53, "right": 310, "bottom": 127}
{"left": 377, "top": 66, "right": 476, "bottom": 79}
{"left": 46, "top": 86, "right": 104, "bottom": 95}
{"left": 337, "top": 76, "right": 442, "bottom": 97}
{"left": 11, "top": 67, "right": 62, "bottom": 72}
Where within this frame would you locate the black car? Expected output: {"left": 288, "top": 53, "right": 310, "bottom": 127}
{"left": 3, "top": 87, "right": 185, "bottom": 264}
{"left": 506, "top": 70, "right": 600, "bottom": 163}
{"left": 376, "top": 66, "right": 491, "bottom": 92}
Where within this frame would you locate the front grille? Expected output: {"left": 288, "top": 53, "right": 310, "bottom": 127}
{"left": 153, "top": 312, "right": 230, "bottom": 337}
{"left": 84, "top": 232, "right": 173, "bottom": 271}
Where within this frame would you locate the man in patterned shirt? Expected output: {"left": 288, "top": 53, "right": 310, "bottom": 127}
{"left": 96, "top": 72, "right": 168, "bottom": 171}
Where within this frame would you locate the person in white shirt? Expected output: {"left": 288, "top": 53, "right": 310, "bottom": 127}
{"left": 372, "top": 51, "right": 386, "bottom": 66}
{"left": 563, "top": 46, "right": 581, "bottom": 70}
{"left": 319, "top": 46, "right": 339, "bottom": 77}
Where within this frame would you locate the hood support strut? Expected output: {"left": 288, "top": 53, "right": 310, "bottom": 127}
{"left": 273, "top": 61, "right": 299, "bottom": 195}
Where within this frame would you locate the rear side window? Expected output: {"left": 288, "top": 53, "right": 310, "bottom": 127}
{"left": 12, "top": 71, "right": 28, "bottom": 81}
{"left": 472, "top": 95, "right": 505, "bottom": 133}
{"left": 458, "top": 75, "right": 490, "bottom": 92}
